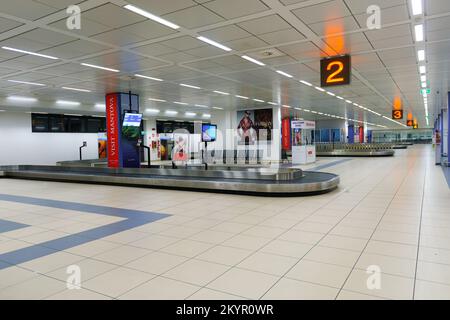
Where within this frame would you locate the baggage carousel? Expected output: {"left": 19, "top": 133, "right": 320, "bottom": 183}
{"left": 316, "top": 150, "right": 395, "bottom": 157}
{"left": 0, "top": 165, "right": 340, "bottom": 197}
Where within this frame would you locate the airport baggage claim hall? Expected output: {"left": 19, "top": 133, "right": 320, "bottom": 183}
{"left": 0, "top": 0, "right": 449, "bottom": 301}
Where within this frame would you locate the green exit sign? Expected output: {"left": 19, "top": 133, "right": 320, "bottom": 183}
{"left": 421, "top": 89, "right": 431, "bottom": 95}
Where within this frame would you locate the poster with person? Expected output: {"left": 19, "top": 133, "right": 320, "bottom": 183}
{"left": 172, "top": 133, "right": 189, "bottom": 162}
{"left": 237, "top": 109, "right": 273, "bottom": 144}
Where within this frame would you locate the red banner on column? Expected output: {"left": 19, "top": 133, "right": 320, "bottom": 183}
{"left": 106, "top": 93, "right": 120, "bottom": 168}
{"left": 359, "top": 126, "right": 364, "bottom": 143}
{"left": 282, "top": 118, "right": 291, "bottom": 150}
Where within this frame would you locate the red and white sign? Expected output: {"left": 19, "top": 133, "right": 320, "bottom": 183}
{"left": 106, "top": 93, "right": 120, "bottom": 168}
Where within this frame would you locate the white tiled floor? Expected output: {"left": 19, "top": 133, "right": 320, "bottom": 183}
{"left": 0, "top": 145, "right": 449, "bottom": 299}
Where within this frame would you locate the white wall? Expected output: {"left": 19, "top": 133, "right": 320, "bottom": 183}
{"left": 0, "top": 112, "right": 99, "bottom": 165}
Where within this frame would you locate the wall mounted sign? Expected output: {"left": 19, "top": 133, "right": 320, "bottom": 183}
{"left": 320, "top": 55, "right": 351, "bottom": 87}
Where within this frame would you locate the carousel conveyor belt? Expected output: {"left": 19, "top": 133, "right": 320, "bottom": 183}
{"left": 0, "top": 165, "right": 340, "bottom": 196}
{"left": 317, "top": 150, "right": 395, "bottom": 157}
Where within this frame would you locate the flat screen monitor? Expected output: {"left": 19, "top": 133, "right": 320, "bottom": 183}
{"left": 202, "top": 124, "right": 217, "bottom": 142}
{"left": 123, "top": 113, "right": 143, "bottom": 127}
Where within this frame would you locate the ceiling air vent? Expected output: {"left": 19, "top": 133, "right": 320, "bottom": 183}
{"left": 248, "top": 48, "right": 285, "bottom": 60}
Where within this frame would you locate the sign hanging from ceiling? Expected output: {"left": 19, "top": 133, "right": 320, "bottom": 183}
{"left": 406, "top": 119, "right": 414, "bottom": 126}
{"left": 392, "top": 109, "right": 404, "bottom": 120}
{"left": 320, "top": 55, "right": 351, "bottom": 87}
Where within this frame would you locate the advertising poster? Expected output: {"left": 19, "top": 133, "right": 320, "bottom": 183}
{"left": 172, "top": 133, "right": 189, "bottom": 162}
{"left": 98, "top": 132, "right": 107, "bottom": 159}
{"left": 237, "top": 108, "right": 273, "bottom": 145}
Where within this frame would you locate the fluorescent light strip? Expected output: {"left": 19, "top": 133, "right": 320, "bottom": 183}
{"left": 235, "top": 95, "right": 249, "bottom": 99}
{"left": 282, "top": 105, "right": 292, "bottom": 108}
{"left": 336, "top": 96, "right": 344, "bottom": 100}
{"left": 202, "top": 114, "right": 211, "bottom": 118}
{"left": 241, "top": 55, "right": 265, "bottom": 66}
{"left": 421, "top": 82, "right": 427, "bottom": 88}
{"left": 81, "top": 63, "right": 119, "bottom": 73}
{"left": 56, "top": 100, "right": 80, "bottom": 106}
{"left": 197, "top": 36, "right": 232, "bottom": 52}
{"left": 345, "top": 100, "right": 352, "bottom": 104}
{"left": 276, "top": 70, "right": 293, "bottom": 78}
{"left": 267, "top": 102, "right": 277, "bottom": 105}
{"left": 411, "top": 0, "right": 423, "bottom": 15}
{"left": 146, "top": 109, "right": 160, "bottom": 113}
{"left": 253, "top": 98, "right": 265, "bottom": 103}
{"left": 165, "top": 110, "right": 178, "bottom": 115}
{"left": 7, "top": 96, "right": 37, "bottom": 102}
{"left": 180, "top": 83, "right": 201, "bottom": 89}
{"left": 421, "top": 75, "right": 427, "bottom": 82}
{"left": 148, "top": 98, "right": 166, "bottom": 102}
{"left": 300, "top": 80, "right": 312, "bottom": 86}
{"left": 124, "top": 4, "right": 180, "bottom": 29}
{"left": 173, "top": 101, "right": 188, "bottom": 105}
{"left": 195, "top": 104, "right": 209, "bottom": 108}
{"left": 315, "top": 86, "right": 325, "bottom": 92}
{"left": 8, "top": 80, "right": 45, "bottom": 86}
{"left": 185, "top": 112, "right": 196, "bottom": 117}
{"left": 62, "top": 87, "right": 91, "bottom": 93}
{"left": 419, "top": 65, "right": 426, "bottom": 74}
{"left": 1, "top": 46, "right": 58, "bottom": 60}
{"left": 214, "top": 90, "right": 230, "bottom": 95}
{"left": 418, "top": 49, "right": 425, "bottom": 61}
{"left": 415, "top": 24, "right": 424, "bottom": 42}
{"left": 326, "top": 92, "right": 336, "bottom": 96}
{"left": 95, "top": 103, "right": 105, "bottom": 108}
{"left": 135, "top": 74, "right": 163, "bottom": 81}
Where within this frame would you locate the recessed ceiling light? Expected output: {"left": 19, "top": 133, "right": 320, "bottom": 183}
{"left": 185, "top": 112, "right": 196, "bottom": 117}
{"left": 173, "top": 101, "right": 188, "bottom": 105}
{"left": 411, "top": 0, "right": 423, "bottom": 15}
{"left": 135, "top": 74, "right": 163, "bottom": 81}
{"left": 56, "top": 100, "right": 80, "bottom": 106}
{"left": 8, "top": 80, "right": 46, "bottom": 86}
{"left": 315, "top": 86, "right": 325, "bottom": 92}
{"left": 195, "top": 104, "right": 209, "bottom": 108}
{"left": 81, "top": 63, "right": 119, "bottom": 73}
{"left": 7, "top": 96, "right": 38, "bottom": 102}
{"left": 414, "top": 24, "right": 424, "bottom": 42}
{"left": 241, "top": 55, "right": 265, "bottom": 66}
{"left": 276, "top": 70, "right": 293, "bottom": 78}
{"left": 421, "top": 82, "right": 427, "bottom": 88}
{"left": 124, "top": 4, "right": 180, "bottom": 29}
{"left": 165, "top": 110, "right": 178, "bottom": 115}
{"left": 95, "top": 103, "right": 105, "bottom": 108}
{"left": 417, "top": 49, "right": 425, "bottom": 61}
{"left": 202, "top": 113, "right": 211, "bottom": 118}
{"left": 214, "top": 90, "right": 230, "bottom": 95}
{"left": 253, "top": 98, "right": 265, "bottom": 103}
{"left": 180, "top": 83, "right": 201, "bottom": 89}
{"left": 62, "top": 87, "right": 91, "bottom": 93}
{"left": 197, "top": 36, "right": 232, "bottom": 52}
{"left": 419, "top": 65, "right": 426, "bottom": 74}
{"left": 148, "top": 98, "right": 166, "bottom": 102}
{"left": 421, "top": 75, "right": 427, "bottom": 82}
{"left": 235, "top": 95, "right": 249, "bottom": 99}
{"left": 1, "top": 46, "right": 58, "bottom": 60}
{"left": 300, "top": 80, "right": 312, "bottom": 86}
{"left": 146, "top": 108, "right": 160, "bottom": 113}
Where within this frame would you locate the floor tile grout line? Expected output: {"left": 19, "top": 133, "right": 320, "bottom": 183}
{"left": 412, "top": 160, "right": 428, "bottom": 300}
{"left": 335, "top": 151, "right": 422, "bottom": 300}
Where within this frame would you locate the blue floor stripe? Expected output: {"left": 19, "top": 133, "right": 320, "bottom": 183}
{"left": 0, "top": 219, "right": 29, "bottom": 234}
{"left": 309, "top": 159, "right": 353, "bottom": 171}
{"left": 442, "top": 166, "right": 450, "bottom": 188}
{"left": 0, "top": 193, "right": 170, "bottom": 270}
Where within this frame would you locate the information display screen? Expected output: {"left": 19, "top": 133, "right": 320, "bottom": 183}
{"left": 123, "top": 113, "right": 143, "bottom": 127}
{"left": 202, "top": 124, "right": 217, "bottom": 142}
